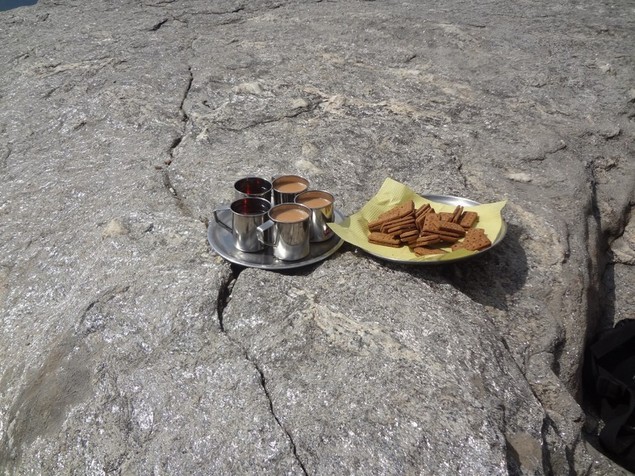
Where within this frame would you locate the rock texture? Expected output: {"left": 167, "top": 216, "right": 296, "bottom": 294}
{"left": 0, "top": 0, "right": 634, "bottom": 474}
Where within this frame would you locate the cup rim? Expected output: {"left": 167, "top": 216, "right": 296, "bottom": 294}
{"left": 234, "top": 176, "right": 272, "bottom": 193}
{"left": 230, "top": 197, "right": 271, "bottom": 215}
{"left": 294, "top": 190, "right": 334, "bottom": 208}
{"left": 272, "top": 174, "right": 310, "bottom": 190}
{"left": 269, "top": 203, "right": 312, "bottom": 223}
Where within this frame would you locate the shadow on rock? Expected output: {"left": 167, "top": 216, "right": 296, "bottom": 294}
{"left": 250, "top": 225, "right": 528, "bottom": 312}
{"left": 438, "top": 223, "right": 528, "bottom": 310}
{"left": 377, "top": 223, "right": 528, "bottom": 311}
{"left": 0, "top": 333, "right": 93, "bottom": 469}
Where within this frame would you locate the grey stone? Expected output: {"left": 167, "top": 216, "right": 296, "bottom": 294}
{"left": 0, "top": 0, "right": 634, "bottom": 474}
{"left": 222, "top": 260, "right": 547, "bottom": 474}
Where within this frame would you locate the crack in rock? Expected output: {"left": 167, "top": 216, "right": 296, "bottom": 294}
{"left": 0, "top": 144, "right": 10, "bottom": 170}
{"left": 215, "top": 265, "right": 241, "bottom": 332}
{"left": 149, "top": 18, "right": 169, "bottom": 31}
{"left": 207, "top": 6, "right": 245, "bottom": 15}
{"left": 252, "top": 360, "right": 308, "bottom": 476}
{"left": 453, "top": 155, "right": 469, "bottom": 189}
{"left": 77, "top": 285, "right": 131, "bottom": 335}
{"left": 214, "top": 267, "right": 308, "bottom": 474}
{"left": 220, "top": 99, "right": 324, "bottom": 132}
{"left": 159, "top": 63, "right": 194, "bottom": 217}
{"left": 539, "top": 415, "right": 555, "bottom": 475}
{"left": 161, "top": 169, "right": 194, "bottom": 218}
{"left": 168, "top": 136, "right": 182, "bottom": 159}
{"left": 179, "top": 66, "right": 193, "bottom": 124}
{"left": 586, "top": 160, "right": 610, "bottom": 331}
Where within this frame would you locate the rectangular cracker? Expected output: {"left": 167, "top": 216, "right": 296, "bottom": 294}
{"left": 459, "top": 211, "right": 478, "bottom": 229}
{"left": 451, "top": 205, "right": 464, "bottom": 223}
{"left": 415, "top": 204, "right": 433, "bottom": 218}
{"left": 413, "top": 247, "right": 447, "bottom": 256}
{"left": 368, "top": 232, "right": 401, "bottom": 247}
{"left": 439, "top": 221, "right": 466, "bottom": 236}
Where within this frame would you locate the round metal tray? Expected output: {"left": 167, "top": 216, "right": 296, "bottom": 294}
{"left": 208, "top": 209, "right": 345, "bottom": 270}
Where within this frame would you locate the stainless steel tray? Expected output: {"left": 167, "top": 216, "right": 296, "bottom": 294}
{"left": 208, "top": 209, "right": 345, "bottom": 270}
{"left": 360, "top": 194, "right": 507, "bottom": 265}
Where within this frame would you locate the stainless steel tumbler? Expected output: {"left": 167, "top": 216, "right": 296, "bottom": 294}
{"left": 233, "top": 176, "right": 272, "bottom": 202}
{"left": 295, "top": 190, "right": 335, "bottom": 242}
{"left": 213, "top": 197, "right": 271, "bottom": 252}
{"left": 271, "top": 175, "right": 310, "bottom": 205}
{"left": 256, "top": 203, "right": 311, "bottom": 260}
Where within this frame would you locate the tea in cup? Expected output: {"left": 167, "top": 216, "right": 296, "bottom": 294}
{"left": 213, "top": 197, "right": 271, "bottom": 252}
{"left": 295, "top": 190, "right": 335, "bottom": 242}
{"left": 234, "top": 176, "right": 272, "bottom": 202}
{"left": 256, "top": 203, "right": 311, "bottom": 260}
{"left": 272, "top": 175, "right": 309, "bottom": 205}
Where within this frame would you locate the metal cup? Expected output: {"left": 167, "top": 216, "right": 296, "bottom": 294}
{"left": 295, "top": 190, "right": 335, "bottom": 242}
{"left": 213, "top": 197, "right": 271, "bottom": 252}
{"left": 256, "top": 203, "right": 311, "bottom": 261}
{"left": 234, "top": 176, "right": 272, "bottom": 202}
{"left": 271, "top": 175, "right": 309, "bottom": 205}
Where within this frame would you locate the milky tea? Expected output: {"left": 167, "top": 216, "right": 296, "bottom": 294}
{"left": 271, "top": 207, "right": 310, "bottom": 223}
{"left": 257, "top": 203, "right": 311, "bottom": 261}
{"left": 272, "top": 175, "right": 309, "bottom": 205}
{"left": 295, "top": 190, "right": 335, "bottom": 242}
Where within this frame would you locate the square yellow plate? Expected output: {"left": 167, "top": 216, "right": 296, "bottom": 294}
{"left": 328, "top": 178, "right": 507, "bottom": 264}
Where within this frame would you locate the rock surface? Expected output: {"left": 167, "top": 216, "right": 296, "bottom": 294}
{"left": 0, "top": 0, "right": 634, "bottom": 474}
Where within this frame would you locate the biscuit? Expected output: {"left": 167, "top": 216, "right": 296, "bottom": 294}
{"left": 365, "top": 199, "right": 493, "bottom": 256}
{"left": 461, "top": 228, "right": 491, "bottom": 251}
{"left": 415, "top": 204, "right": 433, "bottom": 218}
{"left": 413, "top": 247, "right": 447, "bottom": 256}
{"left": 415, "top": 214, "right": 427, "bottom": 231}
{"left": 416, "top": 205, "right": 435, "bottom": 226}
{"left": 439, "top": 221, "right": 467, "bottom": 236}
{"left": 382, "top": 215, "right": 415, "bottom": 226}
{"left": 408, "top": 234, "right": 442, "bottom": 248}
{"left": 451, "top": 242, "right": 465, "bottom": 251}
{"left": 399, "top": 230, "right": 420, "bottom": 241}
{"left": 451, "top": 205, "right": 464, "bottom": 223}
{"left": 421, "top": 225, "right": 440, "bottom": 235}
{"left": 435, "top": 233, "right": 461, "bottom": 244}
{"left": 380, "top": 216, "right": 416, "bottom": 233}
{"left": 464, "top": 228, "right": 487, "bottom": 239}
{"left": 384, "top": 222, "right": 417, "bottom": 235}
{"left": 367, "top": 200, "right": 415, "bottom": 230}
{"left": 413, "top": 232, "right": 441, "bottom": 242}
{"left": 463, "top": 236, "right": 491, "bottom": 251}
{"left": 459, "top": 211, "right": 478, "bottom": 229}
{"left": 422, "top": 213, "right": 441, "bottom": 233}
{"left": 379, "top": 200, "right": 414, "bottom": 220}
{"left": 451, "top": 228, "right": 491, "bottom": 251}
{"left": 368, "top": 232, "right": 401, "bottom": 247}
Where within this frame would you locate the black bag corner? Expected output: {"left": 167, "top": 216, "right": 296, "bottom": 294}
{"left": 584, "top": 318, "right": 635, "bottom": 471}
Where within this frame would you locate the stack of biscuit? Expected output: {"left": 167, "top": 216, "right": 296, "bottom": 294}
{"left": 367, "top": 200, "right": 491, "bottom": 256}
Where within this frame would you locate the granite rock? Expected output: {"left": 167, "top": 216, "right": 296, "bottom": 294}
{"left": 0, "top": 0, "right": 634, "bottom": 474}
